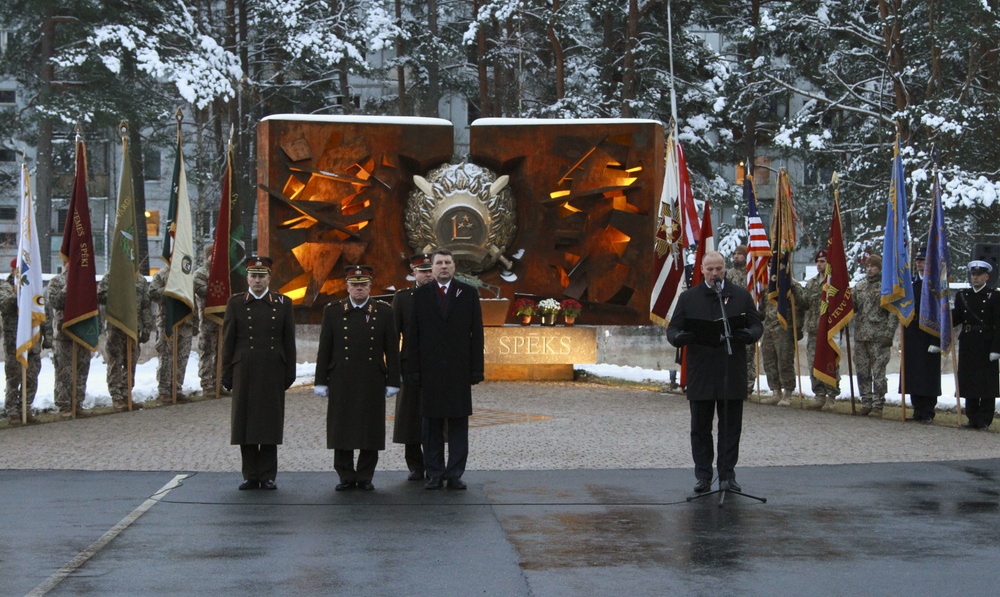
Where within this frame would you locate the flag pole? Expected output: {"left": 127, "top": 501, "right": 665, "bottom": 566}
{"left": 845, "top": 328, "right": 857, "bottom": 415}
{"left": 21, "top": 363, "right": 27, "bottom": 425}
{"left": 791, "top": 292, "right": 804, "bottom": 405}
{"left": 172, "top": 329, "right": 179, "bottom": 405}
{"left": 215, "top": 326, "right": 223, "bottom": 398}
{"left": 127, "top": 339, "right": 134, "bottom": 411}
{"left": 899, "top": 325, "right": 906, "bottom": 421}
{"left": 71, "top": 343, "right": 78, "bottom": 418}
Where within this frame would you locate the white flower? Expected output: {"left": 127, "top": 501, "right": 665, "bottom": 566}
{"left": 537, "top": 298, "right": 561, "bottom": 314}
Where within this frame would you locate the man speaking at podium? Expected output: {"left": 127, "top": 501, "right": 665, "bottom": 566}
{"left": 666, "top": 251, "right": 763, "bottom": 494}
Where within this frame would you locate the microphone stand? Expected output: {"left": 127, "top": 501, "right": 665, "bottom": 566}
{"left": 688, "top": 278, "right": 767, "bottom": 508}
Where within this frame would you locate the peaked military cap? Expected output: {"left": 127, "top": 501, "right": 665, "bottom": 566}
{"left": 345, "top": 265, "right": 374, "bottom": 283}
{"left": 246, "top": 255, "right": 273, "bottom": 273}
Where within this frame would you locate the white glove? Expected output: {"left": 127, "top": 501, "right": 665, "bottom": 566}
{"left": 314, "top": 385, "right": 329, "bottom": 397}
{"left": 386, "top": 386, "right": 400, "bottom": 398}
{"left": 927, "top": 346, "right": 941, "bottom": 354}
{"left": 990, "top": 353, "right": 1000, "bottom": 362}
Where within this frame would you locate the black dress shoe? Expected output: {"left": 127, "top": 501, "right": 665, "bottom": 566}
{"left": 446, "top": 478, "right": 467, "bottom": 490}
{"left": 407, "top": 470, "right": 425, "bottom": 481}
{"left": 425, "top": 477, "right": 443, "bottom": 490}
{"left": 238, "top": 480, "right": 260, "bottom": 491}
{"left": 722, "top": 478, "right": 742, "bottom": 492}
{"left": 693, "top": 479, "right": 711, "bottom": 493}
{"left": 335, "top": 481, "right": 355, "bottom": 491}
{"left": 261, "top": 480, "right": 278, "bottom": 490}
{"left": 962, "top": 423, "right": 979, "bottom": 429}
{"left": 358, "top": 481, "right": 375, "bottom": 490}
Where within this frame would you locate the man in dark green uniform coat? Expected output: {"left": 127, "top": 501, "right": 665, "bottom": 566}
{"left": 315, "top": 265, "right": 400, "bottom": 491}
{"left": 221, "top": 256, "right": 297, "bottom": 491}
{"left": 391, "top": 253, "right": 435, "bottom": 481}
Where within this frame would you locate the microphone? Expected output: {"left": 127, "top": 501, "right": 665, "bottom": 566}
{"left": 713, "top": 278, "right": 723, "bottom": 294}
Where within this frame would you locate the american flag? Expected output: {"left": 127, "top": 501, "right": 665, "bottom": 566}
{"left": 745, "top": 177, "right": 770, "bottom": 305}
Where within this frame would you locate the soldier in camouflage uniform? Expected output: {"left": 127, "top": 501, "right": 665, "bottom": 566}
{"left": 726, "top": 245, "right": 757, "bottom": 394}
{"left": 149, "top": 265, "right": 198, "bottom": 403}
{"left": 1, "top": 263, "right": 51, "bottom": 423}
{"left": 852, "top": 254, "right": 899, "bottom": 416}
{"left": 194, "top": 244, "right": 224, "bottom": 396}
{"left": 98, "top": 272, "right": 154, "bottom": 411}
{"left": 802, "top": 250, "right": 839, "bottom": 411}
{"left": 47, "top": 270, "right": 94, "bottom": 416}
{"left": 758, "top": 280, "right": 804, "bottom": 406}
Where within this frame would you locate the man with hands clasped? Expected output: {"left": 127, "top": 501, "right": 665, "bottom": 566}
{"left": 315, "top": 265, "right": 400, "bottom": 491}
{"left": 953, "top": 259, "right": 1000, "bottom": 430}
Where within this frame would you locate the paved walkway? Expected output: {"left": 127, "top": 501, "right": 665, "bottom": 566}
{"left": 3, "top": 381, "right": 1000, "bottom": 597}
{"left": 2, "top": 381, "right": 999, "bottom": 473}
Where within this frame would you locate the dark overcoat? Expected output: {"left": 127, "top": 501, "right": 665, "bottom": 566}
{"left": 901, "top": 277, "right": 941, "bottom": 396}
{"left": 666, "top": 281, "right": 763, "bottom": 402}
{"left": 953, "top": 286, "right": 1000, "bottom": 399}
{"left": 222, "top": 291, "right": 296, "bottom": 445}
{"left": 405, "top": 280, "right": 485, "bottom": 418}
{"left": 315, "top": 299, "right": 400, "bottom": 450}
{"left": 391, "top": 287, "right": 422, "bottom": 444}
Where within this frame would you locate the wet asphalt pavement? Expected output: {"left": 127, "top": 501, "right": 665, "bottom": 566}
{"left": 1, "top": 382, "right": 999, "bottom": 596}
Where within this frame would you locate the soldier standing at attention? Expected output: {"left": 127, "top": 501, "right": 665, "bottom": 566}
{"left": 193, "top": 243, "right": 223, "bottom": 396}
{"left": 221, "top": 256, "right": 296, "bottom": 490}
{"left": 803, "top": 250, "right": 839, "bottom": 411}
{"left": 98, "top": 271, "right": 154, "bottom": 411}
{"left": 149, "top": 264, "right": 198, "bottom": 403}
{"left": 314, "top": 265, "right": 400, "bottom": 491}
{"left": 852, "top": 254, "right": 899, "bottom": 417}
{"left": 2, "top": 260, "right": 50, "bottom": 424}
{"left": 47, "top": 269, "right": 93, "bottom": 417}
{"left": 758, "top": 281, "right": 804, "bottom": 406}
{"left": 953, "top": 259, "right": 1000, "bottom": 430}
{"left": 391, "top": 253, "right": 435, "bottom": 481}
{"left": 726, "top": 245, "right": 757, "bottom": 394}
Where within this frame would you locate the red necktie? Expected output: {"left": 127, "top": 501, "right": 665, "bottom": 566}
{"left": 437, "top": 284, "right": 448, "bottom": 311}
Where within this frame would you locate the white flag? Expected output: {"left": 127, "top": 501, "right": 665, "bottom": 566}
{"left": 163, "top": 142, "right": 195, "bottom": 334}
{"left": 15, "top": 162, "right": 46, "bottom": 366}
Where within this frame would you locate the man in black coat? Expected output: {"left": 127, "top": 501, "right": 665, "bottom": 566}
{"left": 667, "top": 251, "right": 763, "bottom": 494}
{"left": 314, "top": 265, "right": 400, "bottom": 491}
{"left": 902, "top": 246, "right": 941, "bottom": 423}
{"left": 953, "top": 259, "right": 1000, "bottom": 430}
{"left": 221, "top": 256, "right": 297, "bottom": 491}
{"left": 405, "top": 248, "right": 485, "bottom": 490}
{"left": 391, "top": 253, "right": 435, "bottom": 481}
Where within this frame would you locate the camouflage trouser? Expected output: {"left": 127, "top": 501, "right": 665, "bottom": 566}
{"left": 156, "top": 326, "right": 193, "bottom": 398}
{"left": 854, "top": 340, "right": 890, "bottom": 408}
{"left": 105, "top": 327, "right": 140, "bottom": 407}
{"left": 53, "top": 338, "right": 92, "bottom": 412}
{"left": 746, "top": 344, "right": 758, "bottom": 393}
{"left": 198, "top": 322, "right": 220, "bottom": 394}
{"left": 4, "top": 342, "right": 41, "bottom": 418}
{"left": 807, "top": 333, "right": 840, "bottom": 396}
{"left": 761, "top": 325, "right": 797, "bottom": 391}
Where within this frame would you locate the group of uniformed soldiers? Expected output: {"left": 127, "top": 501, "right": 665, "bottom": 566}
{"left": 2, "top": 246, "right": 226, "bottom": 425}
{"left": 726, "top": 246, "right": 1000, "bottom": 429}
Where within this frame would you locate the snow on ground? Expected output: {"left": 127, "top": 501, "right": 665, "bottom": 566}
{"left": 0, "top": 354, "right": 318, "bottom": 412}
{"left": 577, "top": 363, "right": 964, "bottom": 409}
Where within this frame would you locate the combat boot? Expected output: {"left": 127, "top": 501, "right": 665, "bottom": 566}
{"left": 777, "top": 390, "right": 793, "bottom": 407}
{"left": 808, "top": 395, "right": 826, "bottom": 410}
{"left": 760, "top": 388, "right": 782, "bottom": 405}
{"left": 822, "top": 395, "right": 837, "bottom": 412}
{"left": 859, "top": 399, "right": 873, "bottom": 416}
{"left": 870, "top": 406, "right": 883, "bottom": 417}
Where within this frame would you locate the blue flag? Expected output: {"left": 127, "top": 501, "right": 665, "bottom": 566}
{"left": 880, "top": 137, "right": 914, "bottom": 325}
{"left": 918, "top": 162, "right": 953, "bottom": 352}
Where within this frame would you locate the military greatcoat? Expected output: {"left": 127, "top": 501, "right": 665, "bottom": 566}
{"left": 221, "top": 291, "right": 296, "bottom": 445}
{"left": 953, "top": 286, "right": 1000, "bottom": 399}
{"left": 315, "top": 298, "right": 400, "bottom": 451}
{"left": 901, "top": 276, "right": 941, "bottom": 396}
{"left": 390, "top": 287, "right": 422, "bottom": 445}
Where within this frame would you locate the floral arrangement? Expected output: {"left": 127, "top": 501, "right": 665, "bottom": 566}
{"left": 537, "top": 298, "right": 561, "bottom": 315}
{"left": 512, "top": 297, "right": 537, "bottom": 316}
{"left": 560, "top": 299, "right": 582, "bottom": 318}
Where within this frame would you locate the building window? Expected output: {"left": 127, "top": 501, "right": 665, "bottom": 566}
{"left": 144, "top": 148, "right": 161, "bottom": 180}
{"left": 146, "top": 210, "right": 160, "bottom": 237}
{"left": 0, "top": 206, "right": 16, "bottom": 220}
{"left": 0, "top": 90, "right": 14, "bottom": 105}
{"left": 0, "top": 148, "right": 15, "bottom": 162}
{"left": 0, "top": 232, "right": 16, "bottom": 248}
